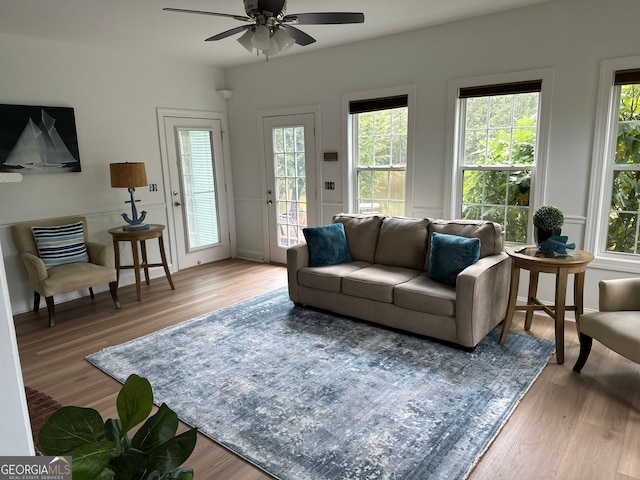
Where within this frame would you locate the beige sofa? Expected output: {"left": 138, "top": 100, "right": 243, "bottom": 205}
{"left": 287, "top": 214, "right": 511, "bottom": 349}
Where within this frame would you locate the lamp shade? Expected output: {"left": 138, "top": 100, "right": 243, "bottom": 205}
{"left": 251, "top": 25, "right": 272, "bottom": 51}
{"left": 273, "top": 27, "right": 295, "bottom": 53}
{"left": 237, "top": 28, "right": 255, "bottom": 53}
{"left": 110, "top": 162, "right": 148, "bottom": 188}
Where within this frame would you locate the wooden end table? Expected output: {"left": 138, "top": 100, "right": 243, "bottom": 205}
{"left": 499, "top": 245, "right": 593, "bottom": 364}
{"left": 108, "top": 224, "right": 175, "bottom": 301}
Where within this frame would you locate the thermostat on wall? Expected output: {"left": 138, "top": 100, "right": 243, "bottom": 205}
{"left": 323, "top": 152, "right": 338, "bottom": 161}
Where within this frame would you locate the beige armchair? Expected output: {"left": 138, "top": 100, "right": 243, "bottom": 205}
{"left": 573, "top": 278, "right": 640, "bottom": 372}
{"left": 12, "top": 216, "right": 120, "bottom": 327}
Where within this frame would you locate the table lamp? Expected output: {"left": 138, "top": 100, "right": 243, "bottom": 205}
{"left": 110, "top": 162, "right": 149, "bottom": 231}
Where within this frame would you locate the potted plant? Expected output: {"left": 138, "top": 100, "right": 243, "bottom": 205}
{"left": 532, "top": 205, "right": 564, "bottom": 245}
{"left": 38, "top": 374, "right": 197, "bottom": 480}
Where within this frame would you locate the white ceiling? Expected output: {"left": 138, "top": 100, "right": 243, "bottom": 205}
{"left": 0, "top": 0, "right": 553, "bottom": 68}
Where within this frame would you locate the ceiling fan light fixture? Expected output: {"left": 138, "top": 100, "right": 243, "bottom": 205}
{"left": 237, "top": 28, "right": 255, "bottom": 52}
{"left": 251, "top": 24, "right": 272, "bottom": 50}
{"left": 264, "top": 38, "right": 281, "bottom": 57}
{"left": 273, "top": 27, "right": 295, "bottom": 53}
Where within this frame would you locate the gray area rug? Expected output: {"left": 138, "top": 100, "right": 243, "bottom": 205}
{"left": 87, "top": 288, "right": 554, "bottom": 480}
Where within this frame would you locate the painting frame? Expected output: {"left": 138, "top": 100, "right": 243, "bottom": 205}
{"left": 0, "top": 104, "right": 81, "bottom": 174}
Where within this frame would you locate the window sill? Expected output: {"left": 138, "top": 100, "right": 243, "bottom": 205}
{"left": 587, "top": 254, "right": 640, "bottom": 274}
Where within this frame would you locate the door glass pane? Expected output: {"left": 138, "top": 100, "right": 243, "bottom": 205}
{"left": 273, "top": 125, "right": 306, "bottom": 247}
{"left": 177, "top": 129, "right": 220, "bottom": 250}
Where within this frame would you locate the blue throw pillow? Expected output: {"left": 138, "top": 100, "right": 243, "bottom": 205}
{"left": 428, "top": 232, "right": 481, "bottom": 286}
{"left": 303, "top": 223, "right": 353, "bottom": 267}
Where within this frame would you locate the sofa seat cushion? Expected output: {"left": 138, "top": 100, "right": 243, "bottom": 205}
{"left": 394, "top": 274, "right": 456, "bottom": 316}
{"left": 299, "top": 261, "right": 370, "bottom": 293}
{"left": 342, "top": 264, "right": 421, "bottom": 303}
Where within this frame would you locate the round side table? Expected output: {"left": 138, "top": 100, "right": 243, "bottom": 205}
{"left": 499, "top": 245, "right": 593, "bottom": 364}
{"left": 108, "top": 224, "right": 175, "bottom": 301}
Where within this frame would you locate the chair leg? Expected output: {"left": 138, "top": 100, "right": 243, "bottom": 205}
{"left": 89, "top": 287, "right": 95, "bottom": 299}
{"left": 109, "top": 281, "right": 121, "bottom": 309}
{"left": 45, "top": 296, "right": 56, "bottom": 327}
{"left": 33, "top": 292, "right": 41, "bottom": 313}
{"left": 573, "top": 332, "right": 593, "bottom": 373}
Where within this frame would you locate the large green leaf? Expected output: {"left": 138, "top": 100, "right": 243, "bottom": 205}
{"left": 67, "top": 440, "right": 116, "bottom": 480}
{"left": 143, "top": 429, "right": 198, "bottom": 472}
{"left": 39, "top": 406, "right": 105, "bottom": 456}
{"left": 117, "top": 374, "right": 153, "bottom": 434}
{"left": 131, "top": 403, "right": 178, "bottom": 452}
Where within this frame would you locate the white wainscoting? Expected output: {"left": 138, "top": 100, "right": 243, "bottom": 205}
{"left": 321, "top": 203, "right": 344, "bottom": 224}
{"left": 411, "top": 207, "right": 444, "bottom": 219}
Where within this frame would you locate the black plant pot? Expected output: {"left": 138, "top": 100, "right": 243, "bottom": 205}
{"left": 535, "top": 228, "right": 562, "bottom": 245}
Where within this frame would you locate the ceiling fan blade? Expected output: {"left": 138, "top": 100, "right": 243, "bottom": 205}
{"left": 280, "top": 25, "right": 316, "bottom": 46}
{"left": 282, "top": 12, "right": 365, "bottom": 25}
{"left": 162, "top": 8, "right": 251, "bottom": 22}
{"left": 205, "top": 25, "right": 252, "bottom": 42}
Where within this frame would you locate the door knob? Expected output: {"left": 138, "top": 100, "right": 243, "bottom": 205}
{"left": 174, "top": 201, "right": 181, "bottom": 206}
{"left": 267, "top": 200, "right": 273, "bottom": 205}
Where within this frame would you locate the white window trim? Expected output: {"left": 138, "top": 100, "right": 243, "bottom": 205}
{"left": 445, "top": 68, "right": 554, "bottom": 244}
{"left": 585, "top": 55, "right": 640, "bottom": 274}
{"left": 341, "top": 85, "right": 416, "bottom": 215}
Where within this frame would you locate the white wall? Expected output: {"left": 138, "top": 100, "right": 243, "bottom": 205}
{"left": 224, "top": 0, "right": 640, "bottom": 311}
{"left": 0, "top": 33, "right": 225, "bottom": 453}
{"left": 0, "top": 33, "right": 229, "bottom": 311}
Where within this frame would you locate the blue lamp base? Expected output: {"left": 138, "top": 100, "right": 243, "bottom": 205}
{"left": 121, "top": 187, "right": 149, "bottom": 231}
{"left": 123, "top": 223, "right": 150, "bottom": 231}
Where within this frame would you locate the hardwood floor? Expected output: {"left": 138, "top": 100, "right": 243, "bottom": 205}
{"left": 13, "top": 259, "right": 640, "bottom": 479}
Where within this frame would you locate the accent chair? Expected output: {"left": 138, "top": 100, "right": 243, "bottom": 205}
{"left": 12, "top": 215, "right": 120, "bottom": 327}
{"left": 573, "top": 277, "right": 640, "bottom": 372}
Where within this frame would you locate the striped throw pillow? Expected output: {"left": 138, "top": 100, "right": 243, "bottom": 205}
{"left": 31, "top": 222, "right": 89, "bottom": 268}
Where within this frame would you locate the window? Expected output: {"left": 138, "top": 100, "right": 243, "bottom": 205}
{"left": 177, "top": 129, "right": 220, "bottom": 248}
{"left": 454, "top": 81, "right": 542, "bottom": 243}
{"left": 350, "top": 95, "right": 408, "bottom": 215}
{"left": 602, "top": 69, "right": 640, "bottom": 255}
{"left": 586, "top": 58, "right": 640, "bottom": 271}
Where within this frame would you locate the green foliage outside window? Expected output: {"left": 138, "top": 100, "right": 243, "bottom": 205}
{"left": 461, "top": 93, "right": 538, "bottom": 243}
{"left": 608, "top": 84, "right": 640, "bottom": 253}
{"left": 355, "top": 107, "right": 408, "bottom": 215}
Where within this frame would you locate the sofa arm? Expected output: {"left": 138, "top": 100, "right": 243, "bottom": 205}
{"left": 86, "top": 241, "right": 110, "bottom": 267}
{"left": 20, "top": 252, "right": 49, "bottom": 289}
{"left": 455, "top": 252, "right": 511, "bottom": 347}
{"left": 599, "top": 278, "right": 640, "bottom": 312}
{"left": 287, "top": 244, "right": 309, "bottom": 303}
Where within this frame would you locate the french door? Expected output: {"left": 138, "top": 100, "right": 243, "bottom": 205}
{"left": 163, "top": 116, "right": 231, "bottom": 269}
{"left": 262, "top": 113, "right": 317, "bottom": 264}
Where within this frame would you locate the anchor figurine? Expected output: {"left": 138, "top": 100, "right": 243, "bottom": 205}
{"left": 122, "top": 186, "right": 149, "bottom": 231}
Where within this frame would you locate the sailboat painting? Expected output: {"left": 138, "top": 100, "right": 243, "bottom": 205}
{"left": 0, "top": 104, "right": 81, "bottom": 174}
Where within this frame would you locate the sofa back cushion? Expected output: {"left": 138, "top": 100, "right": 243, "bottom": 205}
{"left": 332, "top": 214, "right": 383, "bottom": 263}
{"left": 375, "top": 216, "right": 430, "bottom": 270}
{"left": 426, "top": 219, "right": 504, "bottom": 271}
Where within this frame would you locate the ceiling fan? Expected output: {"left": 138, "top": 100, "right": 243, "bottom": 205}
{"left": 163, "top": 0, "right": 365, "bottom": 57}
